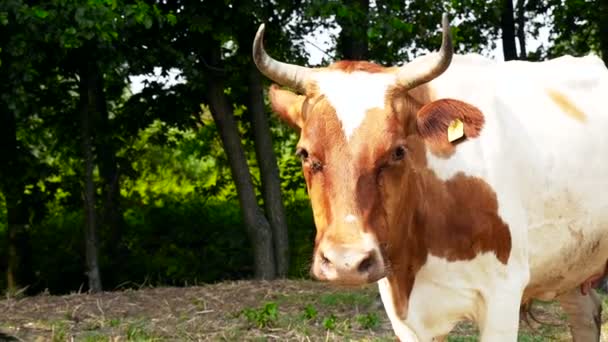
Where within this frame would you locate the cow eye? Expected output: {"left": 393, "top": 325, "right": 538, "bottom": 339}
{"left": 296, "top": 147, "right": 309, "bottom": 161}
{"left": 392, "top": 145, "right": 407, "bottom": 162}
{"left": 296, "top": 147, "right": 323, "bottom": 174}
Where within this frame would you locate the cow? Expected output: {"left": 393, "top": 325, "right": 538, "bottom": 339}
{"left": 252, "top": 14, "right": 608, "bottom": 341}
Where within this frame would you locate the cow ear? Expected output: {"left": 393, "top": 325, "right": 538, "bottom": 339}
{"left": 416, "top": 99, "right": 485, "bottom": 154}
{"left": 269, "top": 84, "right": 306, "bottom": 130}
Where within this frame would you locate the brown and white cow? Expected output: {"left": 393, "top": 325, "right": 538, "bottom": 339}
{"left": 253, "top": 14, "right": 608, "bottom": 341}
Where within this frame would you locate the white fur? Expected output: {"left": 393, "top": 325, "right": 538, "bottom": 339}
{"left": 378, "top": 53, "right": 608, "bottom": 340}
{"left": 426, "top": 53, "right": 608, "bottom": 291}
{"left": 312, "top": 71, "right": 396, "bottom": 139}
{"left": 379, "top": 253, "right": 526, "bottom": 341}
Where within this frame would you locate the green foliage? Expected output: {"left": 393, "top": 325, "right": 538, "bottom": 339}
{"left": 51, "top": 321, "right": 69, "bottom": 342}
{"left": 301, "top": 304, "right": 318, "bottom": 321}
{"left": 322, "top": 314, "right": 337, "bottom": 330}
{"left": 1, "top": 0, "right": 605, "bottom": 296}
{"left": 241, "top": 302, "right": 279, "bottom": 328}
{"left": 547, "top": 0, "right": 602, "bottom": 59}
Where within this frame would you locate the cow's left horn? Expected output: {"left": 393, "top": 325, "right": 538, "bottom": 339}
{"left": 396, "top": 14, "right": 453, "bottom": 90}
{"left": 253, "top": 24, "right": 312, "bottom": 93}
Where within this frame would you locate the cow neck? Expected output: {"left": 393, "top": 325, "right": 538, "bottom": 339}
{"left": 384, "top": 147, "right": 512, "bottom": 320}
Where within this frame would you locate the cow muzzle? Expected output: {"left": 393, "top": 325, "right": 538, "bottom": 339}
{"left": 312, "top": 242, "right": 386, "bottom": 285}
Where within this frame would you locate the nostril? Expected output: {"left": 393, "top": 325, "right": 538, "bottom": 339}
{"left": 357, "top": 254, "right": 376, "bottom": 274}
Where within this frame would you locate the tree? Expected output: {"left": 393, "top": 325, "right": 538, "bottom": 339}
{"left": 600, "top": 0, "right": 608, "bottom": 66}
{"left": 201, "top": 37, "right": 277, "bottom": 279}
{"left": 547, "top": 0, "right": 608, "bottom": 65}
{"left": 0, "top": 0, "right": 51, "bottom": 293}
{"left": 305, "top": 0, "right": 502, "bottom": 65}
{"left": 161, "top": 0, "right": 308, "bottom": 279}
{"left": 336, "top": 0, "right": 370, "bottom": 60}
{"left": 2, "top": 0, "right": 173, "bottom": 292}
{"left": 501, "top": 0, "right": 518, "bottom": 60}
{"left": 516, "top": 0, "right": 527, "bottom": 59}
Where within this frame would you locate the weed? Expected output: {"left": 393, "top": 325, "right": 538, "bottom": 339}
{"left": 126, "top": 322, "right": 153, "bottom": 341}
{"left": 301, "top": 304, "right": 318, "bottom": 321}
{"left": 51, "top": 322, "right": 69, "bottom": 342}
{"left": 241, "top": 302, "right": 279, "bottom": 328}
{"left": 81, "top": 332, "right": 109, "bottom": 342}
{"left": 322, "top": 314, "right": 337, "bottom": 330}
{"left": 108, "top": 318, "right": 121, "bottom": 327}
{"left": 356, "top": 312, "right": 380, "bottom": 330}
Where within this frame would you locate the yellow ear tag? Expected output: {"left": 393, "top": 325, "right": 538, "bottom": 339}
{"left": 447, "top": 118, "right": 464, "bottom": 143}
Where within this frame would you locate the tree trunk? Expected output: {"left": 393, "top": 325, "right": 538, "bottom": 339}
{"left": 516, "top": 0, "right": 527, "bottom": 59}
{"left": 6, "top": 201, "right": 30, "bottom": 293}
{"left": 336, "top": 0, "right": 370, "bottom": 60}
{"left": 202, "top": 38, "right": 276, "bottom": 279}
{"left": 204, "top": 77, "right": 277, "bottom": 279}
{"left": 92, "top": 63, "right": 125, "bottom": 283}
{"left": 599, "top": 0, "right": 608, "bottom": 67}
{"left": 79, "top": 60, "right": 103, "bottom": 293}
{"left": 248, "top": 67, "right": 290, "bottom": 277}
{"left": 0, "top": 105, "right": 31, "bottom": 294}
{"left": 501, "top": 0, "right": 518, "bottom": 60}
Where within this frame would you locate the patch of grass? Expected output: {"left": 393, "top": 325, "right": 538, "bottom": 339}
{"left": 50, "top": 321, "right": 69, "bottom": 342}
{"left": 108, "top": 318, "right": 121, "bottom": 327}
{"left": 448, "top": 336, "right": 477, "bottom": 342}
{"left": 322, "top": 314, "right": 337, "bottom": 330}
{"left": 241, "top": 302, "right": 279, "bottom": 328}
{"left": 301, "top": 304, "right": 318, "bottom": 321}
{"left": 320, "top": 291, "right": 374, "bottom": 307}
{"left": 2, "top": 280, "right": 602, "bottom": 341}
{"left": 126, "top": 322, "right": 156, "bottom": 341}
{"left": 356, "top": 312, "right": 380, "bottom": 330}
{"left": 81, "top": 332, "right": 110, "bottom": 342}
{"left": 517, "top": 333, "right": 547, "bottom": 342}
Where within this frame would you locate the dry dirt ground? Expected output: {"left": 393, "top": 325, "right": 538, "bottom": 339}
{"left": 0, "top": 279, "right": 606, "bottom": 341}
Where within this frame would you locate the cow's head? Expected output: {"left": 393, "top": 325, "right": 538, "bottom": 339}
{"left": 253, "top": 15, "right": 485, "bottom": 286}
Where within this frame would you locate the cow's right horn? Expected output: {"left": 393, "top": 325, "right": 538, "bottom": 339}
{"left": 396, "top": 14, "right": 453, "bottom": 90}
{"left": 253, "top": 24, "right": 312, "bottom": 93}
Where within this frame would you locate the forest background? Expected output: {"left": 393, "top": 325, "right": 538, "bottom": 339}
{"left": 1, "top": 0, "right": 607, "bottom": 295}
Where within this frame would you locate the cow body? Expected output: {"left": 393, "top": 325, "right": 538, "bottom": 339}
{"left": 253, "top": 17, "right": 608, "bottom": 341}
{"left": 379, "top": 54, "right": 608, "bottom": 340}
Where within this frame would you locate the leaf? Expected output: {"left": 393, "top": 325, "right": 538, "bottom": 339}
{"left": 166, "top": 13, "right": 177, "bottom": 25}
{"left": 34, "top": 8, "right": 49, "bottom": 19}
{"left": 143, "top": 16, "right": 153, "bottom": 29}
{"left": 0, "top": 11, "right": 8, "bottom": 26}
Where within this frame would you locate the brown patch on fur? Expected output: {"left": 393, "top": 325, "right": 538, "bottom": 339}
{"left": 427, "top": 173, "right": 512, "bottom": 264}
{"left": 384, "top": 169, "right": 511, "bottom": 319}
{"left": 328, "top": 60, "right": 388, "bottom": 73}
{"left": 416, "top": 99, "right": 485, "bottom": 157}
{"left": 547, "top": 89, "right": 587, "bottom": 122}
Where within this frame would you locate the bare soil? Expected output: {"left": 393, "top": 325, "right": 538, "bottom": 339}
{"left": 0, "top": 280, "right": 606, "bottom": 341}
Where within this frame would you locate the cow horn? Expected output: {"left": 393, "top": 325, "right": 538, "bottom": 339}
{"left": 253, "top": 24, "right": 312, "bottom": 93}
{"left": 396, "top": 14, "right": 453, "bottom": 90}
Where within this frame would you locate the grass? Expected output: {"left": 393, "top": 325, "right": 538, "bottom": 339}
{"left": 0, "top": 279, "right": 606, "bottom": 341}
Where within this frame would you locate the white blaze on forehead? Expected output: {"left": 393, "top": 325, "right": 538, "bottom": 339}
{"left": 312, "top": 71, "right": 396, "bottom": 140}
